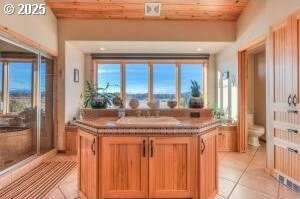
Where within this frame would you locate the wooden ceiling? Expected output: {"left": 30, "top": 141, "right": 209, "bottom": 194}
{"left": 46, "top": 0, "right": 249, "bottom": 21}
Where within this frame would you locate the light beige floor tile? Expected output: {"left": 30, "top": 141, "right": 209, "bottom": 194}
{"left": 239, "top": 173, "right": 279, "bottom": 197}
{"left": 278, "top": 184, "right": 300, "bottom": 199}
{"left": 218, "top": 177, "right": 236, "bottom": 198}
{"left": 0, "top": 173, "right": 12, "bottom": 189}
{"left": 46, "top": 188, "right": 66, "bottom": 199}
{"left": 220, "top": 156, "right": 249, "bottom": 170}
{"left": 219, "top": 164, "right": 244, "bottom": 182}
{"left": 59, "top": 179, "right": 78, "bottom": 199}
{"left": 215, "top": 194, "right": 226, "bottom": 199}
{"left": 229, "top": 184, "right": 276, "bottom": 199}
{"left": 245, "top": 163, "right": 272, "bottom": 180}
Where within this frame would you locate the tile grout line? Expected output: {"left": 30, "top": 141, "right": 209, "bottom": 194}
{"left": 225, "top": 147, "right": 260, "bottom": 199}
{"left": 58, "top": 185, "right": 68, "bottom": 199}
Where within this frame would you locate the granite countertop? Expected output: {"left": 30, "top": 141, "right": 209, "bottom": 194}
{"left": 75, "top": 117, "right": 220, "bottom": 134}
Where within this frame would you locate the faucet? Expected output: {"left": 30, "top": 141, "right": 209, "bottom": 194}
{"left": 145, "top": 110, "right": 151, "bottom": 118}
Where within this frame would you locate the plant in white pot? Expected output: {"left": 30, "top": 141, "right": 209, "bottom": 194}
{"left": 188, "top": 80, "right": 204, "bottom": 108}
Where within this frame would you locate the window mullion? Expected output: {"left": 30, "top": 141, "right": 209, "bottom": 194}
{"left": 121, "top": 62, "right": 126, "bottom": 107}
{"left": 176, "top": 63, "right": 181, "bottom": 108}
{"left": 148, "top": 62, "right": 153, "bottom": 103}
{"left": 3, "top": 62, "right": 9, "bottom": 114}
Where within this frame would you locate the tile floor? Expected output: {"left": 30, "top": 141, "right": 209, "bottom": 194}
{"left": 45, "top": 143, "right": 300, "bottom": 199}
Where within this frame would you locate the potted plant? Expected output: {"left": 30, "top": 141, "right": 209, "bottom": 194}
{"left": 188, "top": 80, "right": 204, "bottom": 108}
{"left": 81, "top": 81, "right": 115, "bottom": 109}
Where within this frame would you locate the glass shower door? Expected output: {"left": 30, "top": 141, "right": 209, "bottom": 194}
{"left": 39, "top": 56, "right": 55, "bottom": 154}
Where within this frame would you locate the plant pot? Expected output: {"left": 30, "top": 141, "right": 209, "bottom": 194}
{"left": 167, "top": 100, "right": 177, "bottom": 109}
{"left": 91, "top": 96, "right": 107, "bottom": 109}
{"left": 188, "top": 97, "right": 204, "bottom": 108}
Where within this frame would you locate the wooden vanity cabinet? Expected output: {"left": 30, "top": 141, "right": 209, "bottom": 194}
{"left": 78, "top": 127, "right": 218, "bottom": 199}
{"left": 101, "top": 137, "right": 148, "bottom": 198}
{"left": 78, "top": 129, "right": 99, "bottom": 199}
{"left": 199, "top": 128, "right": 218, "bottom": 199}
{"left": 217, "top": 125, "right": 237, "bottom": 152}
{"left": 149, "top": 137, "right": 196, "bottom": 198}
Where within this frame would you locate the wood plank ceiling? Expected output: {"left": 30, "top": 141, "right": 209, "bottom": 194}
{"left": 46, "top": 0, "right": 249, "bottom": 21}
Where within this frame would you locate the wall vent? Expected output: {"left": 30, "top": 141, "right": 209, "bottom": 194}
{"left": 145, "top": 3, "right": 161, "bottom": 17}
{"left": 277, "top": 174, "right": 300, "bottom": 194}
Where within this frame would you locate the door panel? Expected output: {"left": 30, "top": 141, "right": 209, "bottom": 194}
{"left": 272, "top": 20, "right": 293, "bottom": 107}
{"left": 78, "top": 130, "right": 98, "bottom": 199}
{"left": 149, "top": 137, "right": 195, "bottom": 198}
{"left": 274, "top": 145, "right": 300, "bottom": 181}
{"left": 199, "top": 129, "right": 218, "bottom": 199}
{"left": 101, "top": 136, "right": 148, "bottom": 198}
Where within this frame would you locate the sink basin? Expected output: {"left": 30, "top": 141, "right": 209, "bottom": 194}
{"left": 116, "top": 117, "right": 181, "bottom": 126}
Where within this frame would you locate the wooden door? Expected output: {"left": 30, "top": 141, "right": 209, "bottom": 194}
{"left": 101, "top": 136, "right": 148, "bottom": 198}
{"left": 78, "top": 129, "right": 98, "bottom": 199}
{"left": 274, "top": 145, "right": 300, "bottom": 182}
{"left": 199, "top": 129, "right": 218, "bottom": 199}
{"left": 149, "top": 137, "right": 195, "bottom": 198}
{"left": 292, "top": 13, "right": 300, "bottom": 108}
{"left": 271, "top": 18, "right": 294, "bottom": 108}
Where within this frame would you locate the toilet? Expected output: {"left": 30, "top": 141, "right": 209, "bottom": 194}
{"left": 247, "top": 114, "right": 265, "bottom": 147}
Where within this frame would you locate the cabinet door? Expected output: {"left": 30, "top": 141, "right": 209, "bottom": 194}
{"left": 199, "top": 129, "right": 218, "bottom": 199}
{"left": 78, "top": 129, "right": 98, "bottom": 199}
{"left": 271, "top": 18, "right": 293, "bottom": 107}
{"left": 274, "top": 145, "right": 300, "bottom": 182}
{"left": 217, "top": 129, "right": 237, "bottom": 152}
{"left": 292, "top": 13, "right": 300, "bottom": 107}
{"left": 101, "top": 137, "right": 148, "bottom": 198}
{"left": 149, "top": 137, "right": 195, "bottom": 198}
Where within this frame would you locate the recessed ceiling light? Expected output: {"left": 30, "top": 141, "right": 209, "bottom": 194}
{"left": 196, "top": 48, "right": 203, "bottom": 52}
{"left": 99, "top": 47, "right": 105, "bottom": 51}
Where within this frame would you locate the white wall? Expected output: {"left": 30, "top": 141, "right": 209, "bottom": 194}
{"left": 217, "top": 0, "right": 300, "bottom": 74}
{"left": 0, "top": 0, "right": 58, "bottom": 53}
{"left": 65, "top": 42, "right": 85, "bottom": 122}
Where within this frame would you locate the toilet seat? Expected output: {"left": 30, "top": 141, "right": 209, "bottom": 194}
{"left": 248, "top": 125, "right": 264, "bottom": 132}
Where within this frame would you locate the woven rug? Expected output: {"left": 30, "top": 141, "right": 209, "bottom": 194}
{"left": 0, "top": 161, "right": 77, "bottom": 199}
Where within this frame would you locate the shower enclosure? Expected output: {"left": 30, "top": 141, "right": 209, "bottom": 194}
{"left": 0, "top": 37, "right": 55, "bottom": 174}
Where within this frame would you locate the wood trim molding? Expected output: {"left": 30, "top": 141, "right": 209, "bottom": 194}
{"left": 238, "top": 35, "right": 267, "bottom": 52}
{"left": 0, "top": 25, "right": 58, "bottom": 57}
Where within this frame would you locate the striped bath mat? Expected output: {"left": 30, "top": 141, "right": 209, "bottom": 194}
{"left": 0, "top": 161, "right": 77, "bottom": 199}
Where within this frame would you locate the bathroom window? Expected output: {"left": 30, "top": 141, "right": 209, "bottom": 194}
{"left": 97, "top": 63, "right": 121, "bottom": 97}
{"left": 125, "top": 63, "right": 148, "bottom": 108}
{"left": 153, "top": 63, "right": 176, "bottom": 108}
{"left": 180, "top": 63, "right": 204, "bottom": 108}
{"left": 95, "top": 60, "right": 207, "bottom": 109}
{"left": 8, "top": 62, "right": 33, "bottom": 113}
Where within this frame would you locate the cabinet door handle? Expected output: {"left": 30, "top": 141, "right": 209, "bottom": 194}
{"left": 288, "top": 147, "right": 298, "bottom": 154}
{"left": 201, "top": 139, "right": 206, "bottom": 154}
{"left": 293, "top": 95, "right": 297, "bottom": 107}
{"left": 150, "top": 140, "right": 154, "bottom": 157}
{"left": 142, "top": 140, "right": 146, "bottom": 157}
{"left": 91, "top": 138, "right": 96, "bottom": 155}
{"left": 287, "top": 129, "right": 298, "bottom": 134}
{"left": 288, "top": 95, "right": 293, "bottom": 106}
{"left": 287, "top": 110, "right": 298, "bottom": 114}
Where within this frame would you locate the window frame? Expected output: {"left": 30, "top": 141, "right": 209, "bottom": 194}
{"left": 0, "top": 58, "right": 36, "bottom": 114}
{"left": 94, "top": 59, "right": 208, "bottom": 108}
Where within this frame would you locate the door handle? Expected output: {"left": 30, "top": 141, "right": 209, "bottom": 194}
{"left": 150, "top": 140, "right": 154, "bottom": 157}
{"left": 287, "top": 129, "right": 298, "bottom": 134}
{"left": 287, "top": 110, "right": 298, "bottom": 114}
{"left": 288, "top": 95, "right": 293, "bottom": 106}
{"left": 201, "top": 139, "right": 206, "bottom": 154}
{"left": 142, "top": 140, "right": 146, "bottom": 157}
{"left": 91, "top": 138, "right": 96, "bottom": 155}
{"left": 293, "top": 95, "right": 297, "bottom": 107}
{"left": 288, "top": 147, "right": 298, "bottom": 154}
